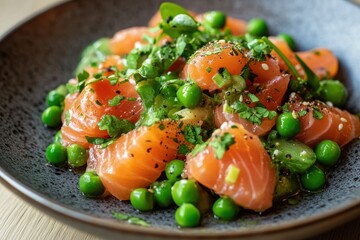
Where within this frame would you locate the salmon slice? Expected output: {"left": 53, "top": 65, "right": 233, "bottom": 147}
{"left": 269, "top": 37, "right": 338, "bottom": 79}
{"left": 89, "top": 120, "right": 197, "bottom": 200}
{"left": 288, "top": 94, "right": 360, "bottom": 147}
{"left": 84, "top": 55, "right": 126, "bottom": 78}
{"left": 214, "top": 107, "right": 276, "bottom": 136}
{"left": 186, "top": 122, "right": 277, "bottom": 211}
{"left": 61, "top": 79, "right": 142, "bottom": 148}
{"left": 213, "top": 55, "right": 290, "bottom": 136}
{"left": 109, "top": 27, "right": 156, "bottom": 56}
{"left": 181, "top": 41, "right": 248, "bottom": 92}
{"left": 224, "top": 16, "right": 247, "bottom": 36}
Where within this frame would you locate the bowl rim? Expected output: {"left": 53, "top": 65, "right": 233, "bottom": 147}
{"left": 0, "top": 0, "right": 360, "bottom": 238}
{"left": 1, "top": 168, "right": 360, "bottom": 239}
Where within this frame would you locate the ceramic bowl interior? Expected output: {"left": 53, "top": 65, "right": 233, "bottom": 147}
{"left": 0, "top": 0, "right": 360, "bottom": 239}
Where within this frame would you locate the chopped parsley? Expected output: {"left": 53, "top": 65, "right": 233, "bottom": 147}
{"left": 312, "top": 106, "right": 323, "bottom": 120}
{"left": 67, "top": 70, "right": 90, "bottom": 94}
{"left": 247, "top": 38, "right": 272, "bottom": 61}
{"left": 298, "top": 109, "right": 308, "bottom": 117}
{"left": 108, "top": 95, "right": 125, "bottom": 107}
{"left": 232, "top": 101, "right": 277, "bottom": 125}
{"left": 98, "top": 114, "right": 135, "bottom": 138}
{"left": 178, "top": 144, "right": 189, "bottom": 155}
{"left": 210, "top": 132, "right": 235, "bottom": 160}
{"left": 184, "top": 124, "right": 203, "bottom": 145}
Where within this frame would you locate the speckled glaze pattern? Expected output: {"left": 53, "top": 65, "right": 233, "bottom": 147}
{"left": 0, "top": 0, "right": 360, "bottom": 238}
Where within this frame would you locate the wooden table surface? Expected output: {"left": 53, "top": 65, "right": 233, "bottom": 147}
{"left": 0, "top": 0, "right": 360, "bottom": 239}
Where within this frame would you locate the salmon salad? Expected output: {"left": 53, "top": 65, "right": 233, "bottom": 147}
{"left": 41, "top": 2, "right": 360, "bottom": 227}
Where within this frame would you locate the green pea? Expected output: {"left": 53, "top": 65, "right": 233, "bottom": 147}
{"left": 45, "top": 143, "right": 67, "bottom": 166}
{"left": 175, "top": 203, "right": 201, "bottom": 227}
{"left": 247, "top": 18, "right": 268, "bottom": 37}
{"left": 53, "top": 130, "right": 62, "bottom": 144}
{"left": 165, "top": 160, "right": 185, "bottom": 182}
{"left": 177, "top": 83, "right": 202, "bottom": 109}
{"left": 151, "top": 180, "right": 173, "bottom": 208}
{"left": 67, "top": 144, "right": 88, "bottom": 168}
{"left": 277, "top": 33, "right": 296, "bottom": 50}
{"left": 46, "top": 90, "right": 65, "bottom": 107}
{"left": 301, "top": 165, "right": 326, "bottom": 191}
{"left": 79, "top": 172, "right": 105, "bottom": 197}
{"left": 212, "top": 197, "right": 239, "bottom": 221}
{"left": 42, "top": 106, "right": 62, "bottom": 127}
{"left": 130, "top": 188, "right": 154, "bottom": 211}
{"left": 171, "top": 179, "right": 200, "bottom": 206}
{"left": 161, "top": 84, "right": 178, "bottom": 97}
{"left": 276, "top": 112, "right": 301, "bottom": 138}
{"left": 203, "top": 11, "right": 226, "bottom": 29}
{"left": 318, "top": 80, "right": 347, "bottom": 107}
{"left": 315, "top": 140, "right": 341, "bottom": 167}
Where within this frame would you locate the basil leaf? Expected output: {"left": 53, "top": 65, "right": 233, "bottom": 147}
{"left": 169, "top": 14, "right": 198, "bottom": 33}
{"left": 160, "top": 2, "right": 192, "bottom": 24}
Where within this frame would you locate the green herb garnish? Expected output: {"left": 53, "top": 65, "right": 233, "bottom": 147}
{"left": 184, "top": 124, "right": 203, "bottom": 145}
{"left": 98, "top": 114, "right": 135, "bottom": 138}
{"left": 210, "top": 132, "right": 235, "bottom": 159}
{"left": 178, "top": 144, "right": 190, "bottom": 155}
{"left": 108, "top": 95, "right": 125, "bottom": 107}
{"left": 312, "top": 106, "right": 323, "bottom": 120}
{"left": 232, "top": 101, "right": 277, "bottom": 125}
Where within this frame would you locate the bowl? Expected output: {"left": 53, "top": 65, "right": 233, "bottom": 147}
{"left": 1, "top": 0, "right": 360, "bottom": 239}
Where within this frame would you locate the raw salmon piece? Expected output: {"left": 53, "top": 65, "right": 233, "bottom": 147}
{"left": 214, "top": 107, "right": 276, "bottom": 136}
{"left": 288, "top": 95, "right": 360, "bottom": 147}
{"left": 89, "top": 120, "right": 198, "bottom": 200}
{"left": 186, "top": 122, "right": 277, "bottom": 211}
{"left": 84, "top": 55, "right": 125, "bottom": 78}
{"left": 61, "top": 79, "right": 142, "bottom": 148}
{"left": 109, "top": 27, "right": 156, "bottom": 56}
{"left": 181, "top": 41, "right": 248, "bottom": 92}
{"left": 270, "top": 37, "right": 338, "bottom": 79}
{"left": 225, "top": 16, "right": 247, "bottom": 36}
{"left": 214, "top": 56, "right": 290, "bottom": 136}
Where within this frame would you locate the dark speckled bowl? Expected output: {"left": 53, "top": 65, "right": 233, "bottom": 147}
{"left": 1, "top": 0, "right": 360, "bottom": 239}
